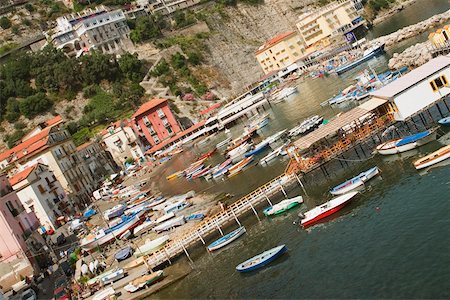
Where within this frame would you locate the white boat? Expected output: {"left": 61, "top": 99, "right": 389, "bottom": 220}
{"left": 288, "top": 115, "right": 323, "bottom": 137}
{"left": 155, "top": 212, "right": 175, "bottom": 224}
{"left": 413, "top": 144, "right": 450, "bottom": 170}
{"left": 133, "top": 219, "right": 154, "bottom": 235}
{"left": 100, "top": 268, "right": 125, "bottom": 285}
{"left": 163, "top": 200, "right": 190, "bottom": 214}
{"left": 103, "top": 204, "right": 126, "bottom": 220}
{"left": 124, "top": 270, "right": 164, "bottom": 293}
{"left": 263, "top": 196, "right": 303, "bottom": 216}
{"left": 273, "top": 86, "right": 298, "bottom": 102}
{"left": 216, "top": 136, "right": 232, "bottom": 148}
{"left": 207, "top": 227, "right": 246, "bottom": 251}
{"left": 260, "top": 143, "right": 288, "bottom": 165}
{"left": 92, "top": 287, "right": 116, "bottom": 300}
{"left": 376, "top": 129, "right": 437, "bottom": 155}
{"left": 134, "top": 236, "right": 170, "bottom": 257}
{"left": 80, "top": 212, "right": 143, "bottom": 251}
{"left": 300, "top": 192, "right": 358, "bottom": 227}
{"left": 119, "top": 230, "right": 132, "bottom": 240}
{"left": 227, "top": 142, "right": 251, "bottom": 160}
{"left": 330, "top": 167, "right": 380, "bottom": 195}
{"left": 153, "top": 216, "right": 186, "bottom": 233}
{"left": 265, "top": 129, "right": 287, "bottom": 144}
{"left": 148, "top": 197, "right": 166, "bottom": 209}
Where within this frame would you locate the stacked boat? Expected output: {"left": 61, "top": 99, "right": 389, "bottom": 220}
{"left": 228, "top": 156, "right": 254, "bottom": 177}
{"left": 288, "top": 115, "right": 324, "bottom": 137}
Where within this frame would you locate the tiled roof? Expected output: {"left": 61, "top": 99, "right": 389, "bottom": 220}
{"left": 0, "top": 128, "right": 51, "bottom": 163}
{"left": 45, "top": 115, "right": 63, "bottom": 127}
{"left": 132, "top": 99, "right": 167, "bottom": 119}
{"left": 9, "top": 164, "right": 38, "bottom": 186}
{"left": 256, "top": 31, "right": 296, "bottom": 54}
{"left": 76, "top": 142, "right": 92, "bottom": 151}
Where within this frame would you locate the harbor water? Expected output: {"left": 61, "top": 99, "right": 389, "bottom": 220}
{"left": 151, "top": 2, "right": 450, "bottom": 298}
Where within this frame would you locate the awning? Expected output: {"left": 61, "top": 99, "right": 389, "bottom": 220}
{"left": 200, "top": 103, "right": 221, "bottom": 115}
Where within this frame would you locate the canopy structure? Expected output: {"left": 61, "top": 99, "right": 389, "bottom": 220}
{"left": 293, "top": 98, "right": 387, "bottom": 150}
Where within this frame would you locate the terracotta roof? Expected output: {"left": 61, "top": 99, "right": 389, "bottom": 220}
{"left": 199, "top": 103, "right": 221, "bottom": 115}
{"left": 256, "top": 31, "right": 297, "bottom": 55}
{"left": 132, "top": 99, "right": 167, "bottom": 119}
{"left": 9, "top": 164, "right": 38, "bottom": 186}
{"left": 100, "top": 119, "right": 132, "bottom": 136}
{"left": 76, "top": 141, "right": 92, "bottom": 151}
{"left": 0, "top": 127, "right": 51, "bottom": 163}
{"left": 146, "top": 120, "right": 206, "bottom": 154}
{"left": 45, "top": 115, "right": 63, "bottom": 127}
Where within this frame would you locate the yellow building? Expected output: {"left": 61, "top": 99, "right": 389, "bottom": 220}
{"left": 255, "top": 31, "right": 306, "bottom": 75}
{"left": 296, "top": 0, "right": 365, "bottom": 52}
{"left": 429, "top": 25, "right": 450, "bottom": 47}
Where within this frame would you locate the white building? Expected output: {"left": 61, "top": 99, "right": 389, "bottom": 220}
{"left": 149, "top": 0, "right": 201, "bottom": 15}
{"left": 371, "top": 55, "right": 450, "bottom": 121}
{"left": 9, "top": 164, "right": 70, "bottom": 230}
{"left": 101, "top": 120, "right": 147, "bottom": 167}
{"left": 77, "top": 141, "right": 117, "bottom": 178}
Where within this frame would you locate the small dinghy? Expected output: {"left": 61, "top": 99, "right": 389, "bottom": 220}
{"left": 376, "top": 128, "right": 437, "bottom": 155}
{"left": 133, "top": 219, "right": 154, "bottom": 235}
{"left": 414, "top": 144, "right": 450, "bottom": 170}
{"left": 263, "top": 196, "right": 303, "bottom": 216}
{"left": 123, "top": 257, "right": 145, "bottom": 271}
{"left": 330, "top": 166, "right": 380, "bottom": 195}
{"left": 236, "top": 245, "right": 287, "bottom": 273}
{"left": 228, "top": 156, "right": 254, "bottom": 177}
{"left": 185, "top": 213, "right": 205, "bottom": 221}
{"left": 100, "top": 268, "right": 125, "bottom": 285}
{"left": 438, "top": 116, "right": 450, "bottom": 125}
{"left": 115, "top": 246, "right": 133, "bottom": 261}
{"left": 135, "top": 235, "right": 170, "bottom": 257}
{"left": 207, "top": 227, "right": 246, "bottom": 252}
{"left": 124, "top": 270, "right": 164, "bottom": 293}
{"left": 300, "top": 191, "right": 358, "bottom": 227}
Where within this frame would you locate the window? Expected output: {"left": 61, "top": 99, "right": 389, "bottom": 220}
{"left": 153, "top": 136, "right": 160, "bottom": 144}
{"left": 143, "top": 116, "right": 151, "bottom": 125}
{"left": 38, "top": 185, "right": 46, "bottom": 193}
{"left": 167, "top": 126, "right": 173, "bottom": 134}
{"left": 430, "top": 75, "right": 449, "bottom": 92}
{"left": 157, "top": 109, "right": 165, "bottom": 118}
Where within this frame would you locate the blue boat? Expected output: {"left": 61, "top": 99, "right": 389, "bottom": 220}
{"left": 244, "top": 141, "right": 270, "bottom": 157}
{"left": 114, "top": 246, "right": 133, "bottom": 261}
{"left": 236, "top": 245, "right": 287, "bottom": 273}
{"left": 330, "top": 166, "right": 380, "bottom": 195}
{"left": 335, "top": 44, "right": 385, "bottom": 75}
{"left": 83, "top": 208, "right": 96, "bottom": 218}
{"left": 438, "top": 116, "right": 450, "bottom": 125}
{"left": 207, "top": 227, "right": 246, "bottom": 251}
{"left": 185, "top": 213, "right": 205, "bottom": 221}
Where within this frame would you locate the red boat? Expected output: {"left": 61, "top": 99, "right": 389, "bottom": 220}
{"left": 226, "top": 128, "right": 257, "bottom": 152}
{"left": 198, "top": 148, "right": 216, "bottom": 160}
{"left": 300, "top": 192, "right": 358, "bottom": 227}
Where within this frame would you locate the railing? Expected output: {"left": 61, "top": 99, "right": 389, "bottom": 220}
{"left": 146, "top": 172, "right": 297, "bottom": 268}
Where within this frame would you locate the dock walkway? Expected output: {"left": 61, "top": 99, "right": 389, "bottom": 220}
{"left": 146, "top": 172, "right": 299, "bottom": 268}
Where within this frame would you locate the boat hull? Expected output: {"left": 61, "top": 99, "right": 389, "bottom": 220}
{"left": 236, "top": 245, "right": 287, "bottom": 273}
{"left": 414, "top": 145, "right": 450, "bottom": 169}
{"left": 207, "top": 227, "right": 246, "bottom": 251}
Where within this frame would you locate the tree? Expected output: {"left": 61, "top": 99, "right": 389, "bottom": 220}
{"left": 130, "top": 16, "right": 161, "bottom": 44}
{"left": 19, "top": 93, "right": 53, "bottom": 118}
{"left": 120, "top": 83, "right": 145, "bottom": 108}
{"left": 118, "top": 53, "right": 145, "bottom": 83}
{"left": 5, "top": 130, "right": 25, "bottom": 148}
{"left": 171, "top": 52, "right": 187, "bottom": 69}
{"left": 5, "top": 98, "right": 21, "bottom": 123}
{"left": 25, "top": 3, "right": 35, "bottom": 12}
{"left": 80, "top": 52, "right": 120, "bottom": 85}
{"left": 0, "top": 17, "right": 11, "bottom": 29}
{"left": 72, "top": 127, "right": 92, "bottom": 146}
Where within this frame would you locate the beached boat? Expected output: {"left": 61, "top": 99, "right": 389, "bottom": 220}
{"left": 330, "top": 167, "right": 380, "bottom": 195}
{"left": 147, "top": 197, "right": 166, "bottom": 208}
{"left": 216, "top": 136, "right": 232, "bottom": 148}
{"left": 207, "top": 227, "right": 246, "bottom": 251}
{"left": 300, "top": 191, "right": 359, "bottom": 227}
{"left": 191, "top": 166, "right": 211, "bottom": 180}
{"left": 166, "top": 171, "right": 182, "bottom": 180}
{"left": 103, "top": 204, "right": 126, "bottom": 220}
{"left": 228, "top": 156, "right": 254, "bottom": 177}
{"left": 123, "top": 257, "right": 145, "bottom": 271}
{"left": 236, "top": 244, "right": 287, "bottom": 273}
{"left": 80, "top": 212, "right": 144, "bottom": 251}
{"left": 153, "top": 216, "right": 186, "bottom": 233}
{"left": 185, "top": 164, "right": 205, "bottom": 179}
{"left": 438, "top": 116, "right": 450, "bottom": 125}
{"left": 133, "top": 219, "right": 154, "bottom": 235}
{"left": 119, "top": 229, "right": 131, "bottom": 240}
{"left": 185, "top": 213, "right": 205, "bottom": 221}
{"left": 198, "top": 148, "right": 216, "bottom": 160}
{"left": 124, "top": 270, "right": 164, "bottom": 293}
{"left": 244, "top": 140, "right": 270, "bottom": 157}
{"left": 413, "top": 145, "right": 450, "bottom": 170}
{"left": 335, "top": 44, "right": 385, "bottom": 75}
{"left": 92, "top": 287, "right": 116, "bottom": 300}
{"left": 211, "top": 159, "right": 232, "bottom": 179}
{"left": 163, "top": 199, "right": 190, "bottom": 214}
{"left": 100, "top": 268, "right": 125, "bottom": 285}
{"left": 155, "top": 212, "right": 175, "bottom": 224}
{"left": 135, "top": 235, "right": 170, "bottom": 257}
{"left": 115, "top": 246, "right": 133, "bottom": 261}
{"left": 226, "top": 142, "right": 251, "bottom": 159}
{"left": 376, "top": 129, "right": 437, "bottom": 155}
{"left": 124, "top": 201, "right": 150, "bottom": 216}
{"left": 263, "top": 196, "right": 303, "bottom": 216}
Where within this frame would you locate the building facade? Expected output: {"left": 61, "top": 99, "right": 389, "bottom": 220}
{"left": 9, "top": 164, "right": 70, "bottom": 231}
{"left": 46, "top": 5, "right": 132, "bottom": 57}
{"left": 429, "top": 25, "right": 450, "bottom": 47}
{"left": 101, "top": 120, "right": 147, "bottom": 167}
{"left": 296, "top": 0, "right": 365, "bottom": 51}
{"left": 255, "top": 32, "right": 306, "bottom": 75}
{"left": 149, "top": 0, "right": 201, "bottom": 15}
{"left": 77, "top": 141, "right": 117, "bottom": 178}
{"left": 132, "top": 99, "right": 181, "bottom": 148}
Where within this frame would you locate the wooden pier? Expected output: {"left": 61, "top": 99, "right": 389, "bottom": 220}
{"left": 146, "top": 172, "right": 302, "bottom": 269}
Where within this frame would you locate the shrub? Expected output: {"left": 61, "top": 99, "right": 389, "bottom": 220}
{"left": 19, "top": 93, "right": 53, "bottom": 118}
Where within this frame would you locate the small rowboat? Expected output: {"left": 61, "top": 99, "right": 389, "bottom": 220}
{"left": 228, "top": 156, "right": 254, "bottom": 177}
{"left": 115, "top": 246, "right": 133, "bottom": 261}
{"left": 413, "top": 144, "right": 450, "bottom": 170}
{"left": 438, "top": 116, "right": 450, "bottom": 125}
{"left": 185, "top": 213, "right": 205, "bottom": 221}
{"left": 92, "top": 287, "right": 115, "bottom": 300}
{"left": 236, "top": 245, "right": 287, "bottom": 273}
{"left": 244, "top": 140, "right": 270, "bottom": 157}
{"left": 212, "top": 159, "right": 232, "bottom": 178}
{"left": 100, "top": 268, "right": 125, "bottom": 285}
{"left": 191, "top": 165, "right": 211, "bottom": 180}
{"left": 124, "top": 270, "right": 164, "bottom": 293}
{"left": 263, "top": 196, "right": 303, "bottom": 216}
{"left": 376, "top": 129, "right": 437, "bottom": 155}
{"left": 123, "top": 257, "right": 144, "bottom": 271}
{"left": 330, "top": 166, "right": 380, "bottom": 195}
{"left": 300, "top": 191, "right": 358, "bottom": 228}
{"left": 207, "top": 227, "right": 246, "bottom": 251}
{"left": 166, "top": 171, "right": 182, "bottom": 180}
{"left": 198, "top": 148, "right": 216, "bottom": 160}
{"left": 135, "top": 236, "right": 170, "bottom": 257}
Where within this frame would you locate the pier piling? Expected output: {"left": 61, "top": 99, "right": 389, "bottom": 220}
{"left": 231, "top": 210, "right": 241, "bottom": 226}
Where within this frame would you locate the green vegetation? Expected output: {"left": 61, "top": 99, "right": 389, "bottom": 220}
{"left": 4, "top": 130, "right": 26, "bottom": 148}
{"left": 173, "top": 11, "right": 196, "bottom": 29}
{"left": 0, "top": 17, "right": 11, "bottom": 29}
{"left": 129, "top": 15, "right": 166, "bottom": 44}
{"left": 24, "top": 3, "right": 35, "bottom": 12}
{"left": 0, "top": 43, "right": 18, "bottom": 55}
{"left": 368, "top": 0, "right": 396, "bottom": 12}
{"left": 0, "top": 46, "right": 148, "bottom": 147}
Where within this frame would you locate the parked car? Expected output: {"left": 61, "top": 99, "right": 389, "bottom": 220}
{"left": 53, "top": 287, "right": 71, "bottom": 300}
{"left": 21, "top": 289, "right": 37, "bottom": 300}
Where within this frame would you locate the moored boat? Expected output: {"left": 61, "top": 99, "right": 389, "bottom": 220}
{"left": 330, "top": 167, "right": 380, "bottom": 195}
{"left": 236, "top": 244, "right": 287, "bottom": 272}
{"left": 438, "top": 116, "right": 450, "bottom": 125}
{"left": 263, "top": 196, "right": 303, "bottom": 216}
{"left": 300, "top": 191, "right": 358, "bottom": 227}
{"left": 216, "top": 136, "right": 232, "bottom": 148}
{"left": 228, "top": 156, "right": 254, "bottom": 177}
{"left": 376, "top": 129, "right": 437, "bottom": 155}
{"left": 227, "top": 142, "right": 251, "bottom": 160}
{"left": 413, "top": 144, "right": 450, "bottom": 170}
{"left": 244, "top": 140, "right": 269, "bottom": 157}
{"left": 335, "top": 43, "right": 385, "bottom": 75}
{"left": 207, "top": 227, "right": 246, "bottom": 251}
{"left": 124, "top": 270, "right": 164, "bottom": 293}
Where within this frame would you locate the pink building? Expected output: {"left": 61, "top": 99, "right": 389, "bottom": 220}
{"left": 132, "top": 99, "right": 181, "bottom": 148}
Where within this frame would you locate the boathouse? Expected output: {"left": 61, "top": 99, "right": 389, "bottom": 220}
{"left": 370, "top": 55, "right": 450, "bottom": 121}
